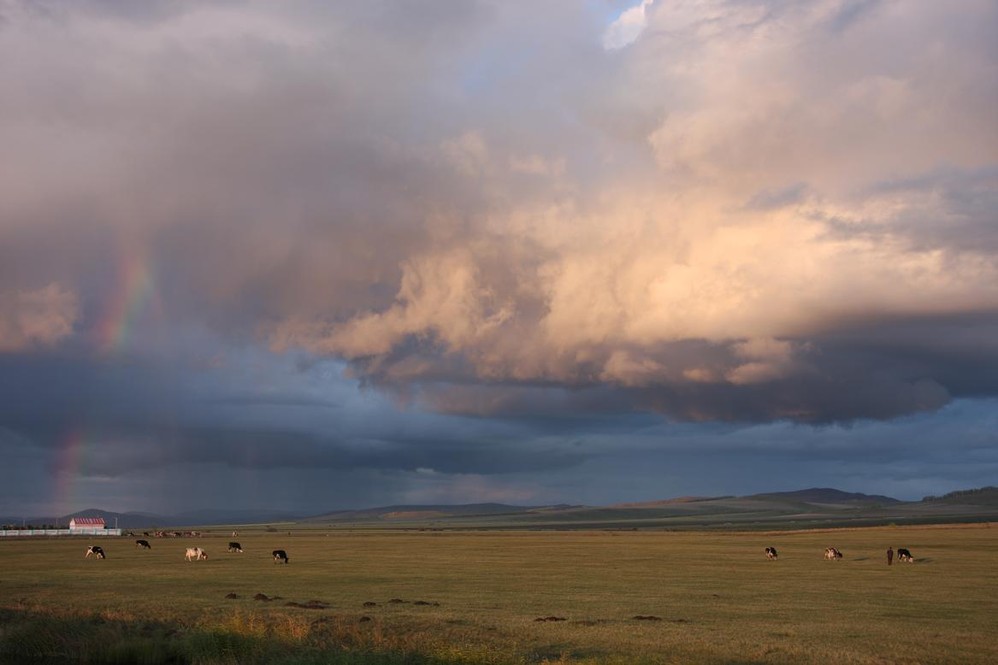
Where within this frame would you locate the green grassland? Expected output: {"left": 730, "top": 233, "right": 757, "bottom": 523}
{"left": 1, "top": 524, "right": 996, "bottom": 664}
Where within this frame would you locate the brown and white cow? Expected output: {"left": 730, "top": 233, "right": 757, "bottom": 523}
{"left": 824, "top": 547, "right": 843, "bottom": 560}
{"left": 85, "top": 545, "right": 106, "bottom": 559}
{"left": 185, "top": 547, "right": 207, "bottom": 561}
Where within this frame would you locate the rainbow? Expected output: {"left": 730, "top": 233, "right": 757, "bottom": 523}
{"left": 95, "top": 245, "right": 163, "bottom": 355}
{"left": 53, "top": 427, "right": 86, "bottom": 515}
{"left": 60, "top": 243, "right": 166, "bottom": 512}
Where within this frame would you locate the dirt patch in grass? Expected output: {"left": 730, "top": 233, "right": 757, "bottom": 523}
{"left": 284, "top": 600, "right": 329, "bottom": 609}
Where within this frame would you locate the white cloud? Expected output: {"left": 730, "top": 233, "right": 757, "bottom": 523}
{"left": 603, "top": 0, "right": 656, "bottom": 50}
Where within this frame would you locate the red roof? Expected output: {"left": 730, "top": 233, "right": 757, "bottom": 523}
{"left": 70, "top": 517, "right": 105, "bottom": 526}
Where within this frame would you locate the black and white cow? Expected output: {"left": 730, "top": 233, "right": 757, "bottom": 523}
{"left": 897, "top": 548, "right": 914, "bottom": 562}
{"left": 765, "top": 546, "right": 778, "bottom": 560}
{"left": 185, "top": 547, "right": 207, "bottom": 561}
{"left": 227, "top": 542, "right": 242, "bottom": 553}
{"left": 135, "top": 539, "right": 151, "bottom": 549}
{"left": 272, "top": 549, "right": 289, "bottom": 564}
{"left": 824, "top": 547, "right": 843, "bottom": 560}
{"left": 85, "top": 545, "right": 106, "bottom": 559}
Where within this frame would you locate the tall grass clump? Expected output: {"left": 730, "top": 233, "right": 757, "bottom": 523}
{"left": 0, "top": 610, "right": 186, "bottom": 664}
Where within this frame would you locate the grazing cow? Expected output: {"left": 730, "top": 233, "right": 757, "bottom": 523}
{"left": 765, "top": 546, "right": 778, "bottom": 560}
{"left": 824, "top": 547, "right": 843, "bottom": 560}
{"left": 135, "top": 539, "right": 152, "bottom": 549}
{"left": 897, "top": 548, "right": 914, "bottom": 562}
{"left": 272, "top": 549, "right": 289, "bottom": 564}
{"left": 85, "top": 545, "right": 106, "bottom": 559}
{"left": 227, "top": 542, "right": 243, "bottom": 553}
{"left": 185, "top": 547, "right": 207, "bottom": 561}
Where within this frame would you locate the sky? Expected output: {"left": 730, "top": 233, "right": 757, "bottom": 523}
{"left": 1, "top": 0, "right": 996, "bottom": 517}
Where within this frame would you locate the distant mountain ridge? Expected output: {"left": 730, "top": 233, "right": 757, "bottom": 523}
{"left": 2, "top": 507, "right": 306, "bottom": 530}
{"left": 922, "top": 486, "right": 998, "bottom": 505}
{"left": 5, "top": 486, "right": 996, "bottom": 530}
{"left": 301, "top": 503, "right": 541, "bottom": 523}
{"left": 746, "top": 488, "right": 902, "bottom": 504}
{"left": 288, "top": 486, "right": 992, "bottom": 530}
{"left": 610, "top": 496, "right": 732, "bottom": 508}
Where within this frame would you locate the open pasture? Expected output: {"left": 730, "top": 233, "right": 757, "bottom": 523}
{"left": 1, "top": 524, "right": 996, "bottom": 663}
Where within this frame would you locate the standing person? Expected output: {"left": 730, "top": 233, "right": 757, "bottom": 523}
{"left": 887, "top": 546, "right": 894, "bottom": 566}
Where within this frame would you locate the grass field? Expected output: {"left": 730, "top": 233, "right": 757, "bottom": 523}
{"left": 1, "top": 524, "right": 996, "bottom": 664}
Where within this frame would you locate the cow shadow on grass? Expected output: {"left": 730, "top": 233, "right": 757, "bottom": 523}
{"left": 0, "top": 607, "right": 462, "bottom": 664}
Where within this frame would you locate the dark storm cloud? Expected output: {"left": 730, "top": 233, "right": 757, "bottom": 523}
{"left": 28, "top": 423, "right": 582, "bottom": 478}
{"left": 336, "top": 311, "right": 998, "bottom": 424}
{"left": 0, "top": 350, "right": 584, "bottom": 480}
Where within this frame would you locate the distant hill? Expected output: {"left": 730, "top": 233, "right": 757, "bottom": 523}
{"left": 301, "top": 503, "right": 540, "bottom": 523}
{"left": 2, "top": 509, "right": 150, "bottom": 530}
{"left": 294, "top": 486, "right": 997, "bottom": 531}
{"left": 169, "top": 509, "right": 304, "bottom": 526}
{"left": 747, "top": 488, "right": 902, "bottom": 505}
{"left": 7, "top": 486, "right": 996, "bottom": 533}
{"left": 922, "top": 486, "right": 998, "bottom": 506}
{"left": 610, "top": 496, "right": 730, "bottom": 508}
{"left": 4, "top": 508, "right": 307, "bottom": 530}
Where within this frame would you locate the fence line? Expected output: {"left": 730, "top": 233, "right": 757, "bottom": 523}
{"left": 0, "top": 529, "right": 123, "bottom": 537}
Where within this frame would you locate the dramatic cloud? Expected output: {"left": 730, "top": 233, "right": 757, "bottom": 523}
{"left": 0, "top": 0, "right": 995, "bottom": 513}
{"left": 259, "top": 0, "right": 998, "bottom": 423}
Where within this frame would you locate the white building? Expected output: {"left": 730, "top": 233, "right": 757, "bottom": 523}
{"left": 68, "top": 517, "right": 106, "bottom": 532}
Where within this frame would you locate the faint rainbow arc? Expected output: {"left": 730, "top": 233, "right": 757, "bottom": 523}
{"left": 54, "top": 428, "right": 86, "bottom": 514}
{"left": 96, "top": 249, "right": 164, "bottom": 355}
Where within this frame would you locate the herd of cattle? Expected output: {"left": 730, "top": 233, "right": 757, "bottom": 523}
{"left": 762, "top": 546, "right": 915, "bottom": 562}
{"left": 85, "top": 543, "right": 290, "bottom": 563}
{"left": 86, "top": 542, "right": 914, "bottom": 564}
